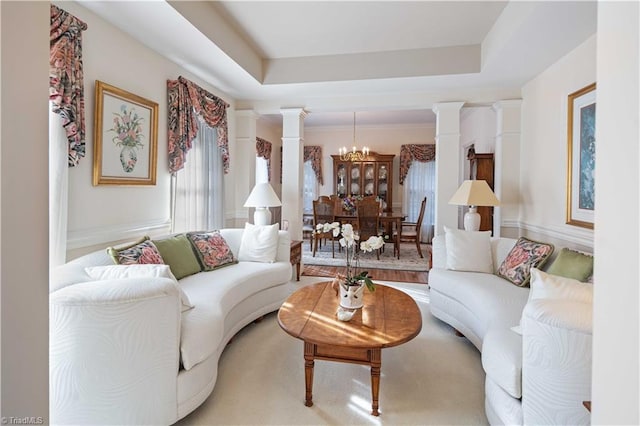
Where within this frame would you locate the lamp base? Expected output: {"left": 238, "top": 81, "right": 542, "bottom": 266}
{"left": 463, "top": 206, "right": 481, "bottom": 231}
{"left": 253, "top": 207, "right": 272, "bottom": 226}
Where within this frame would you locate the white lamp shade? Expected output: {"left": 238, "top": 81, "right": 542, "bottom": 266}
{"left": 244, "top": 183, "right": 282, "bottom": 208}
{"left": 448, "top": 180, "right": 500, "bottom": 207}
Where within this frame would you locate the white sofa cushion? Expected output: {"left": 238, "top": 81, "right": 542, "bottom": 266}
{"left": 482, "top": 327, "right": 523, "bottom": 398}
{"left": 85, "top": 264, "right": 195, "bottom": 312}
{"left": 178, "top": 260, "right": 291, "bottom": 370}
{"left": 485, "top": 377, "right": 523, "bottom": 426}
{"left": 444, "top": 227, "right": 493, "bottom": 273}
{"left": 429, "top": 268, "right": 529, "bottom": 341}
{"left": 238, "top": 223, "right": 279, "bottom": 263}
{"left": 431, "top": 234, "right": 517, "bottom": 272}
{"left": 529, "top": 267, "right": 593, "bottom": 303}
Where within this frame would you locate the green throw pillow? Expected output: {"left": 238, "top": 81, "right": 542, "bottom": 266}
{"left": 546, "top": 248, "right": 594, "bottom": 282}
{"left": 152, "top": 234, "right": 202, "bottom": 280}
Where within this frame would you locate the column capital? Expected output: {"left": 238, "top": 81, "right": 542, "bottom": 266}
{"left": 432, "top": 101, "right": 465, "bottom": 115}
{"left": 492, "top": 99, "right": 522, "bottom": 112}
{"left": 280, "top": 107, "right": 308, "bottom": 120}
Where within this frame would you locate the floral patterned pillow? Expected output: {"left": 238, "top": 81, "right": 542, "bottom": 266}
{"left": 496, "top": 237, "right": 554, "bottom": 287}
{"left": 187, "top": 231, "right": 237, "bottom": 271}
{"left": 107, "top": 236, "right": 165, "bottom": 265}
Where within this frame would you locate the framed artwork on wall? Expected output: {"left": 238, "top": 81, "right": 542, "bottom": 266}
{"left": 566, "top": 82, "right": 596, "bottom": 229}
{"left": 93, "top": 80, "right": 158, "bottom": 186}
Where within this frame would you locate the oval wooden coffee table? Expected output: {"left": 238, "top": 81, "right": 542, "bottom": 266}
{"left": 277, "top": 281, "right": 422, "bottom": 416}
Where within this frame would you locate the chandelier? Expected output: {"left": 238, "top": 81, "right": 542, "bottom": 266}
{"left": 339, "top": 112, "right": 370, "bottom": 161}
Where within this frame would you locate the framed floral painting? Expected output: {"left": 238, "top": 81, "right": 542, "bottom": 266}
{"left": 93, "top": 81, "right": 158, "bottom": 185}
{"left": 566, "top": 82, "right": 596, "bottom": 229}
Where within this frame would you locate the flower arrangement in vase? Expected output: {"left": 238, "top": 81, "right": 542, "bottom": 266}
{"left": 315, "top": 222, "right": 384, "bottom": 310}
{"left": 341, "top": 195, "right": 362, "bottom": 213}
{"left": 109, "top": 105, "right": 145, "bottom": 173}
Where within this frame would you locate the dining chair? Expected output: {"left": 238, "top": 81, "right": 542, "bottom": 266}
{"left": 356, "top": 197, "right": 383, "bottom": 260}
{"left": 329, "top": 194, "right": 342, "bottom": 215}
{"left": 397, "top": 196, "right": 427, "bottom": 258}
{"left": 312, "top": 197, "right": 336, "bottom": 257}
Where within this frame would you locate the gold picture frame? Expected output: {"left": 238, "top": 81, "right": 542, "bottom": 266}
{"left": 93, "top": 80, "right": 158, "bottom": 186}
{"left": 566, "top": 82, "right": 596, "bottom": 229}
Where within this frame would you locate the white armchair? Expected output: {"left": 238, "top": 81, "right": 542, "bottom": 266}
{"left": 50, "top": 277, "right": 181, "bottom": 425}
{"left": 522, "top": 298, "right": 592, "bottom": 425}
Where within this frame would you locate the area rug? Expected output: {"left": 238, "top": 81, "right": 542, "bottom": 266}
{"left": 302, "top": 240, "right": 431, "bottom": 272}
{"left": 176, "top": 280, "right": 487, "bottom": 425}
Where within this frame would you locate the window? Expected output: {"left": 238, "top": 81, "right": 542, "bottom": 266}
{"left": 403, "top": 160, "right": 436, "bottom": 243}
{"left": 172, "top": 117, "right": 224, "bottom": 233}
{"left": 303, "top": 160, "right": 319, "bottom": 213}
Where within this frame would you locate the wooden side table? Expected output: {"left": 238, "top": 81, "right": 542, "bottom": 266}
{"left": 290, "top": 240, "right": 302, "bottom": 281}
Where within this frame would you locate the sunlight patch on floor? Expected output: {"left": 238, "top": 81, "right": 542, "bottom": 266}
{"left": 348, "top": 394, "right": 382, "bottom": 425}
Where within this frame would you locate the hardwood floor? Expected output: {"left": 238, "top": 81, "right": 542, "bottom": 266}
{"left": 301, "top": 264, "right": 428, "bottom": 284}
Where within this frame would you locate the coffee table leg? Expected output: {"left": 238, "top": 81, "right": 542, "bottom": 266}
{"left": 370, "top": 349, "right": 381, "bottom": 416}
{"left": 304, "top": 342, "right": 314, "bottom": 407}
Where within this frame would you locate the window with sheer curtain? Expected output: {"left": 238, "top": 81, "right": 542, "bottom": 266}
{"left": 303, "top": 160, "right": 319, "bottom": 214}
{"left": 172, "top": 117, "right": 224, "bottom": 233}
{"left": 403, "top": 160, "right": 436, "bottom": 243}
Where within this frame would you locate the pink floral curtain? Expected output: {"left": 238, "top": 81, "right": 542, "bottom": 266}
{"left": 256, "top": 137, "right": 272, "bottom": 181}
{"left": 399, "top": 144, "right": 436, "bottom": 184}
{"left": 167, "top": 76, "right": 230, "bottom": 173}
{"left": 303, "top": 146, "right": 324, "bottom": 185}
{"left": 49, "top": 4, "right": 88, "bottom": 167}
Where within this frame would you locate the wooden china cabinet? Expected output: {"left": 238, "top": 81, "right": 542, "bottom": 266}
{"left": 468, "top": 148, "right": 495, "bottom": 233}
{"left": 331, "top": 151, "right": 395, "bottom": 212}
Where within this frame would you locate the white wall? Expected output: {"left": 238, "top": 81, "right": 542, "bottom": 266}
{"left": 519, "top": 34, "right": 596, "bottom": 250}
{"left": 304, "top": 123, "right": 436, "bottom": 209}
{"left": 0, "top": 1, "right": 49, "bottom": 420}
{"left": 460, "top": 106, "right": 496, "bottom": 156}
{"left": 60, "top": 1, "right": 236, "bottom": 258}
{"left": 592, "top": 2, "right": 639, "bottom": 423}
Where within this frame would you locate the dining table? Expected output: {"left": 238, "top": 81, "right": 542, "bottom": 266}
{"left": 334, "top": 209, "right": 406, "bottom": 259}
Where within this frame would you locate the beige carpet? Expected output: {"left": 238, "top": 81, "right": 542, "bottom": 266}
{"left": 303, "top": 242, "right": 431, "bottom": 272}
{"left": 177, "top": 279, "right": 488, "bottom": 425}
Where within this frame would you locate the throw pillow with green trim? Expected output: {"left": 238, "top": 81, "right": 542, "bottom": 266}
{"left": 186, "top": 231, "right": 237, "bottom": 271}
{"left": 496, "top": 237, "right": 554, "bottom": 287}
{"left": 546, "top": 248, "right": 594, "bottom": 282}
{"left": 152, "top": 234, "right": 202, "bottom": 279}
{"left": 107, "top": 236, "right": 165, "bottom": 265}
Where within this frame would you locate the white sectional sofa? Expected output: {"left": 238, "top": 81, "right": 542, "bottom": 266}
{"left": 50, "top": 228, "right": 293, "bottom": 425}
{"left": 429, "top": 233, "right": 593, "bottom": 425}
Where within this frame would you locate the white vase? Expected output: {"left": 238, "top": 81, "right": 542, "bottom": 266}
{"left": 339, "top": 282, "right": 365, "bottom": 309}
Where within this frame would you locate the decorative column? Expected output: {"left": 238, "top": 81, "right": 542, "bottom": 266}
{"left": 492, "top": 100, "right": 522, "bottom": 238}
{"left": 280, "top": 108, "right": 307, "bottom": 241}
{"left": 235, "top": 110, "right": 259, "bottom": 226}
{"left": 432, "top": 102, "right": 465, "bottom": 235}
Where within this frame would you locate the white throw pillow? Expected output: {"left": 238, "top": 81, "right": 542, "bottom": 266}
{"left": 529, "top": 267, "right": 593, "bottom": 304}
{"left": 515, "top": 267, "right": 593, "bottom": 332}
{"left": 444, "top": 226, "right": 493, "bottom": 273}
{"left": 238, "top": 222, "right": 279, "bottom": 263}
{"left": 85, "top": 264, "right": 194, "bottom": 312}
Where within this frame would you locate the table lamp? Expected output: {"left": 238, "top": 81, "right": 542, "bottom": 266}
{"left": 244, "top": 183, "right": 282, "bottom": 226}
{"left": 449, "top": 180, "right": 500, "bottom": 231}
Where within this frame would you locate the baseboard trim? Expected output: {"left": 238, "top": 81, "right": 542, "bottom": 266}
{"left": 67, "top": 219, "right": 172, "bottom": 250}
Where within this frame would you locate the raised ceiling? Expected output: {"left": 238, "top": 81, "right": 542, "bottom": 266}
{"left": 78, "top": 1, "right": 597, "bottom": 127}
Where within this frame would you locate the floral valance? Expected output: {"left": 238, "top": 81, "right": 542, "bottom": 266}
{"left": 304, "top": 146, "right": 324, "bottom": 185}
{"left": 399, "top": 144, "right": 436, "bottom": 184}
{"left": 256, "top": 137, "right": 272, "bottom": 181}
{"left": 167, "top": 76, "right": 230, "bottom": 174}
{"left": 50, "top": 4, "right": 88, "bottom": 167}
